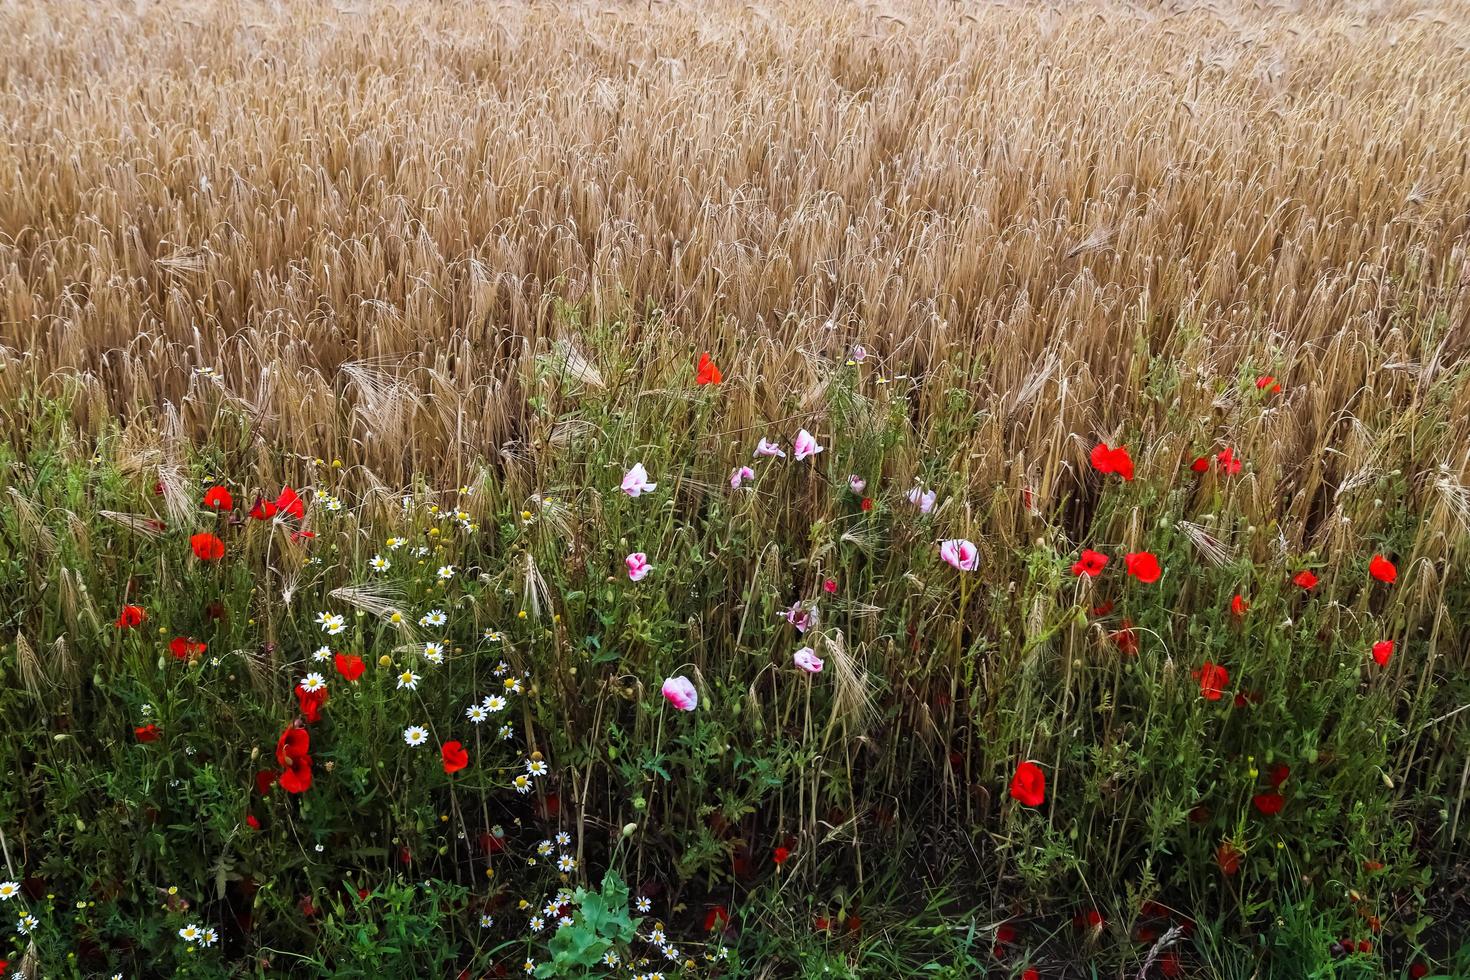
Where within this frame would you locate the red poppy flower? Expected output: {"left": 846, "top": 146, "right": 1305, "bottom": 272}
{"left": 703, "top": 905, "right": 729, "bottom": 931}
{"left": 1073, "top": 908, "right": 1104, "bottom": 930}
{"left": 772, "top": 846, "right": 791, "bottom": 866}
{"left": 168, "top": 636, "right": 207, "bottom": 659}
{"left": 134, "top": 723, "right": 160, "bottom": 743}
{"left": 334, "top": 652, "right": 365, "bottom": 681}
{"left": 1256, "top": 375, "right": 1281, "bottom": 393}
{"left": 1111, "top": 620, "right": 1139, "bottom": 655}
{"left": 276, "top": 726, "right": 309, "bottom": 766}
{"left": 1009, "top": 761, "right": 1046, "bottom": 808}
{"left": 995, "top": 923, "right": 1018, "bottom": 945}
{"left": 1159, "top": 953, "right": 1181, "bottom": 977}
{"left": 246, "top": 814, "right": 261, "bottom": 830}
{"left": 202, "top": 486, "right": 233, "bottom": 510}
{"left": 846, "top": 915, "right": 862, "bottom": 934}
{"left": 823, "top": 578, "right": 837, "bottom": 594}
{"left": 1252, "top": 792, "right": 1285, "bottom": 816}
{"left": 813, "top": 916, "right": 831, "bottom": 933}
{"left": 860, "top": 496, "right": 873, "bottom": 511}
{"left": 441, "top": 740, "right": 469, "bottom": 774}
{"left": 1293, "top": 569, "right": 1319, "bottom": 590}
{"left": 1022, "top": 970, "right": 1040, "bottom": 980}
{"left": 1410, "top": 963, "right": 1429, "bottom": 978}
{"left": 1215, "top": 447, "right": 1241, "bottom": 474}
{"left": 190, "top": 532, "right": 225, "bottom": 561}
{"left": 1217, "top": 840, "right": 1240, "bottom": 875}
{"left": 280, "top": 755, "right": 312, "bottom": 794}
{"left": 276, "top": 487, "right": 305, "bottom": 520}
{"left": 1089, "top": 442, "right": 1135, "bottom": 481}
{"left": 290, "top": 529, "right": 316, "bottom": 543}
{"left": 1123, "top": 551, "right": 1161, "bottom": 583}
{"left": 1194, "top": 661, "right": 1229, "bottom": 700}
{"left": 255, "top": 769, "right": 278, "bottom": 796}
{"left": 115, "top": 604, "right": 146, "bottom": 629}
{"left": 1188, "top": 804, "right": 1211, "bottom": 824}
{"left": 1268, "top": 763, "right": 1290, "bottom": 788}
{"left": 1231, "top": 594, "right": 1248, "bottom": 616}
{"left": 1368, "top": 554, "right": 1396, "bottom": 584}
{"left": 295, "top": 685, "right": 328, "bottom": 724}
{"left": 1091, "top": 600, "right": 1114, "bottom": 616}
{"left": 1371, "top": 640, "right": 1393, "bottom": 667}
{"left": 695, "top": 351, "right": 722, "bottom": 385}
{"left": 1071, "top": 549, "right": 1109, "bottom": 577}
{"left": 1189, "top": 456, "right": 1209, "bottom": 473}
{"left": 249, "top": 497, "right": 278, "bottom": 520}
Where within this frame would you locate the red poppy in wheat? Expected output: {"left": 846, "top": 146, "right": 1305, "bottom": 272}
{"left": 249, "top": 497, "right": 277, "bottom": 520}
{"left": 1124, "top": 551, "right": 1161, "bottom": 583}
{"left": 1194, "top": 661, "right": 1229, "bottom": 700}
{"left": 1022, "top": 970, "right": 1040, "bottom": 980}
{"left": 1190, "top": 456, "right": 1209, "bottom": 473}
{"left": 1292, "top": 569, "right": 1319, "bottom": 590}
{"left": 115, "top": 604, "right": 146, "bottom": 628}
{"left": 703, "top": 905, "right": 729, "bottom": 931}
{"left": 168, "top": 637, "right": 206, "bottom": 660}
{"left": 190, "top": 532, "right": 225, "bottom": 560}
{"left": 245, "top": 813, "right": 261, "bottom": 830}
{"left": 295, "top": 685, "right": 328, "bottom": 724}
{"left": 202, "top": 485, "right": 233, "bottom": 510}
{"left": 255, "top": 769, "right": 277, "bottom": 796}
{"left": 1252, "top": 792, "right": 1285, "bottom": 816}
{"left": 1371, "top": 640, "right": 1393, "bottom": 667}
{"left": 1268, "top": 763, "right": 1290, "bottom": 788}
{"left": 860, "top": 496, "right": 874, "bottom": 511}
{"left": 441, "top": 740, "right": 469, "bottom": 774}
{"left": 1368, "top": 554, "right": 1396, "bottom": 584}
{"left": 773, "top": 846, "right": 790, "bottom": 866}
{"left": 1112, "top": 620, "right": 1140, "bottom": 655}
{"left": 1215, "top": 841, "right": 1241, "bottom": 876}
{"left": 334, "top": 652, "right": 365, "bottom": 681}
{"left": 1071, "top": 549, "right": 1108, "bottom": 577}
{"left": 1256, "top": 375, "right": 1282, "bottom": 393}
{"left": 695, "top": 351, "right": 722, "bottom": 385}
{"left": 1231, "top": 593, "right": 1249, "bottom": 616}
{"left": 276, "top": 726, "right": 312, "bottom": 794}
{"left": 134, "top": 723, "right": 160, "bottom": 743}
{"left": 1215, "top": 447, "right": 1242, "bottom": 474}
{"left": 1009, "top": 761, "right": 1046, "bottom": 807}
{"left": 276, "top": 486, "right": 306, "bottom": 520}
{"left": 1089, "top": 442, "right": 1135, "bottom": 481}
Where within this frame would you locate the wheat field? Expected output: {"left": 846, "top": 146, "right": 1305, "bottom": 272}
{"left": 3, "top": 0, "right": 1470, "bottom": 975}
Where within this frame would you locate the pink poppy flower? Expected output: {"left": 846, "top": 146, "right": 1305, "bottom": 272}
{"left": 625, "top": 552, "right": 653, "bottom": 582}
{"left": 730, "top": 466, "right": 755, "bottom": 489}
{"left": 754, "top": 438, "right": 785, "bottom": 458}
{"left": 907, "top": 485, "right": 937, "bottom": 513}
{"left": 661, "top": 676, "right": 698, "bottom": 711}
{"left": 783, "top": 601, "right": 818, "bottom": 633}
{"left": 793, "top": 647, "right": 824, "bottom": 673}
{"left": 940, "top": 539, "right": 979, "bottom": 571}
{"left": 793, "top": 428, "right": 823, "bottom": 461}
{"left": 848, "top": 475, "right": 866, "bottom": 494}
{"left": 851, "top": 345, "right": 868, "bottom": 362}
{"left": 620, "top": 463, "right": 657, "bottom": 497}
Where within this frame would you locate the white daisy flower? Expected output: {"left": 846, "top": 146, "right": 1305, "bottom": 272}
{"left": 635, "top": 896, "right": 652, "bottom": 913}
{"left": 0, "top": 881, "right": 19, "bottom": 901}
{"left": 482, "top": 694, "right": 507, "bottom": 712}
{"left": 528, "top": 915, "right": 545, "bottom": 931}
{"left": 526, "top": 759, "right": 548, "bottom": 777}
{"left": 178, "top": 924, "right": 202, "bottom": 942}
{"left": 483, "top": 629, "right": 503, "bottom": 643}
{"left": 480, "top": 913, "right": 494, "bottom": 928}
{"left": 17, "top": 913, "right": 38, "bottom": 934}
{"left": 537, "top": 841, "right": 553, "bottom": 856}
{"left": 437, "top": 565, "right": 456, "bottom": 581}
{"left": 465, "top": 704, "right": 489, "bottom": 724}
{"left": 387, "top": 536, "right": 406, "bottom": 550}
{"left": 397, "top": 670, "right": 420, "bottom": 690}
{"left": 423, "top": 641, "right": 445, "bottom": 664}
{"left": 318, "top": 613, "right": 346, "bottom": 635}
{"left": 419, "top": 609, "right": 447, "bottom": 627}
{"left": 513, "top": 774, "right": 532, "bottom": 794}
{"left": 403, "top": 726, "right": 428, "bottom": 746}
{"left": 298, "top": 672, "right": 326, "bottom": 692}
{"left": 557, "top": 855, "right": 576, "bottom": 873}
{"left": 312, "top": 645, "right": 332, "bottom": 662}
{"left": 558, "top": 915, "right": 573, "bottom": 928}
{"left": 555, "top": 831, "right": 571, "bottom": 847}
{"left": 498, "top": 724, "right": 515, "bottom": 740}
{"left": 201, "top": 927, "right": 219, "bottom": 946}
{"left": 369, "top": 555, "right": 391, "bottom": 572}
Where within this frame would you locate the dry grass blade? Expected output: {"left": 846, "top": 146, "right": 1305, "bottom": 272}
{"left": 98, "top": 511, "right": 167, "bottom": 538}
{"left": 6, "top": 487, "right": 56, "bottom": 554}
